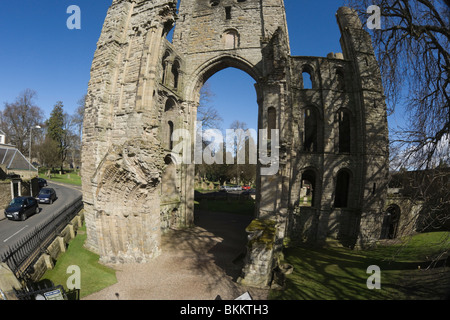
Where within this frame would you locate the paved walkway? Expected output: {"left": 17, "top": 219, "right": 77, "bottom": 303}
{"left": 83, "top": 211, "right": 269, "bottom": 300}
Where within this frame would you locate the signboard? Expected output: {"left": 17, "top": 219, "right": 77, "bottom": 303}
{"left": 42, "top": 289, "right": 65, "bottom": 300}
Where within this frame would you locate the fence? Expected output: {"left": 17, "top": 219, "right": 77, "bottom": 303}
{"left": 0, "top": 195, "right": 83, "bottom": 281}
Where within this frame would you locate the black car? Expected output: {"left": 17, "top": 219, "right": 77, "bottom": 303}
{"left": 38, "top": 178, "right": 47, "bottom": 188}
{"left": 36, "top": 188, "right": 57, "bottom": 204}
{"left": 4, "top": 196, "right": 40, "bottom": 221}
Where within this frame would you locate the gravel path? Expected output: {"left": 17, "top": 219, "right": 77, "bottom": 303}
{"left": 83, "top": 211, "right": 269, "bottom": 300}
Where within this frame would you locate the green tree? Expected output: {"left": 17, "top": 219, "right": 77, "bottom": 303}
{"left": 37, "top": 136, "right": 60, "bottom": 169}
{"left": 46, "top": 101, "right": 70, "bottom": 173}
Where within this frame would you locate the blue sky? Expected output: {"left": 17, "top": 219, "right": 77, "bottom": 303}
{"left": 1, "top": 0, "right": 400, "bottom": 133}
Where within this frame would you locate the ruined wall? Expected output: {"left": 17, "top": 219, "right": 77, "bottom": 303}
{"left": 81, "top": 0, "right": 389, "bottom": 282}
{"left": 286, "top": 8, "right": 389, "bottom": 249}
{"left": 81, "top": 0, "right": 188, "bottom": 263}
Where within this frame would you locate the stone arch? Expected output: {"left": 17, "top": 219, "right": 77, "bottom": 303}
{"left": 301, "top": 64, "right": 315, "bottom": 89}
{"left": 300, "top": 168, "right": 319, "bottom": 207}
{"left": 185, "top": 54, "right": 262, "bottom": 104}
{"left": 164, "top": 96, "right": 177, "bottom": 112}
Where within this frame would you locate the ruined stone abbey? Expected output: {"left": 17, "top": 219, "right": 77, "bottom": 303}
{"left": 81, "top": 0, "right": 389, "bottom": 287}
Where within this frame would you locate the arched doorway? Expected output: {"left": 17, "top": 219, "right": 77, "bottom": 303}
{"left": 300, "top": 169, "right": 316, "bottom": 207}
{"left": 192, "top": 65, "right": 260, "bottom": 280}
{"left": 382, "top": 205, "right": 401, "bottom": 239}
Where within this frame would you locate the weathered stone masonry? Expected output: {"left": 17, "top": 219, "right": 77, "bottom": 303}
{"left": 81, "top": 0, "right": 389, "bottom": 286}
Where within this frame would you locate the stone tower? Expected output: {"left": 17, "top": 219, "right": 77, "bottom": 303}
{"left": 82, "top": 0, "right": 389, "bottom": 286}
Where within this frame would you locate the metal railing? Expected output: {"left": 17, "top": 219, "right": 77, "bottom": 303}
{"left": 0, "top": 195, "right": 83, "bottom": 281}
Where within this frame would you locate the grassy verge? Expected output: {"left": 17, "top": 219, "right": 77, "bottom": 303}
{"left": 39, "top": 225, "right": 117, "bottom": 299}
{"left": 270, "top": 231, "right": 450, "bottom": 300}
{"left": 39, "top": 172, "right": 81, "bottom": 186}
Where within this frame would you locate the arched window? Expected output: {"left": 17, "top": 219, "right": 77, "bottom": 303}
{"left": 161, "top": 155, "right": 178, "bottom": 201}
{"left": 302, "top": 66, "right": 314, "bottom": 89}
{"left": 168, "top": 121, "right": 174, "bottom": 150}
{"left": 338, "top": 109, "right": 351, "bottom": 153}
{"left": 223, "top": 29, "right": 239, "bottom": 49}
{"left": 161, "top": 51, "right": 171, "bottom": 85}
{"left": 172, "top": 60, "right": 180, "bottom": 89}
{"left": 334, "top": 170, "right": 351, "bottom": 208}
{"left": 304, "top": 107, "right": 318, "bottom": 152}
{"left": 165, "top": 98, "right": 176, "bottom": 112}
{"left": 300, "top": 170, "right": 316, "bottom": 207}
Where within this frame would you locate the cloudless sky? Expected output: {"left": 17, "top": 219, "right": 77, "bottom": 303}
{"left": 1, "top": 0, "right": 401, "bottom": 134}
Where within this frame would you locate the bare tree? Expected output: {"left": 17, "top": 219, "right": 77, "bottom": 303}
{"left": 228, "top": 120, "right": 256, "bottom": 185}
{"left": 0, "top": 89, "right": 44, "bottom": 154}
{"left": 347, "top": 0, "right": 449, "bottom": 169}
{"left": 347, "top": 1, "right": 449, "bottom": 265}
{"left": 197, "top": 82, "right": 223, "bottom": 129}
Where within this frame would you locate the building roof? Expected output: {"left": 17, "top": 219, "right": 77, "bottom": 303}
{"left": 0, "top": 145, "right": 37, "bottom": 171}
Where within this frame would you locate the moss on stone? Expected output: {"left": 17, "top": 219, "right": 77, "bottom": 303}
{"left": 246, "top": 219, "right": 277, "bottom": 250}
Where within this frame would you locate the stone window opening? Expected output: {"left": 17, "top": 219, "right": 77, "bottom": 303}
{"left": 334, "top": 170, "right": 351, "bottom": 208}
{"left": 172, "top": 60, "right": 180, "bottom": 89}
{"left": 168, "top": 121, "right": 174, "bottom": 150}
{"left": 336, "top": 68, "right": 345, "bottom": 90}
{"left": 223, "top": 29, "right": 239, "bottom": 49}
{"left": 225, "top": 6, "right": 232, "bottom": 20}
{"left": 164, "top": 98, "right": 176, "bottom": 112}
{"left": 161, "top": 51, "right": 171, "bottom": 84}
{"left": 267, "top": 107, "right": 276, "bottom": 141}
{"left": 382, "top": 205, "right": 401, "bottom": 239}
{"left": 304, "top": 107, "right": 319, "bottom": 152}
{"left": 300, "top": 170, "right": 316, "bottom": 207}
{"left": 338, "top": 109, "right": 351, "bottom": 153}
{"left": 301, "top": 66, "right": 314, "bottom": 89}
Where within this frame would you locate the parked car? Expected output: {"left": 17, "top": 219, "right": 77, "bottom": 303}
{"left": 4, "top": 196, "right": 39, "bottom": 221}
{"left": 36, "top": 187, "right": 57, "bottom": 204}
{"left": 219, "top": 185, "right": 242, "bottom": 192}
{"left": 38, "top": 178, "right": 47, "bottom": 188}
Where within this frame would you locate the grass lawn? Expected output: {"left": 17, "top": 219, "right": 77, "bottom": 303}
{"left": 270, "top": 232, "right": 450, "bottom": 300}
{"left": 39, "top": 225, "right": 117, "bottom": 299}
{"left": 39, "top": 172, "right": 82, "bottom": 186}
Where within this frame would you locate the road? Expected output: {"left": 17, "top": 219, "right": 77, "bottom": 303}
{"left": 0, "top": 181, "right": 82, "bottom": 257}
